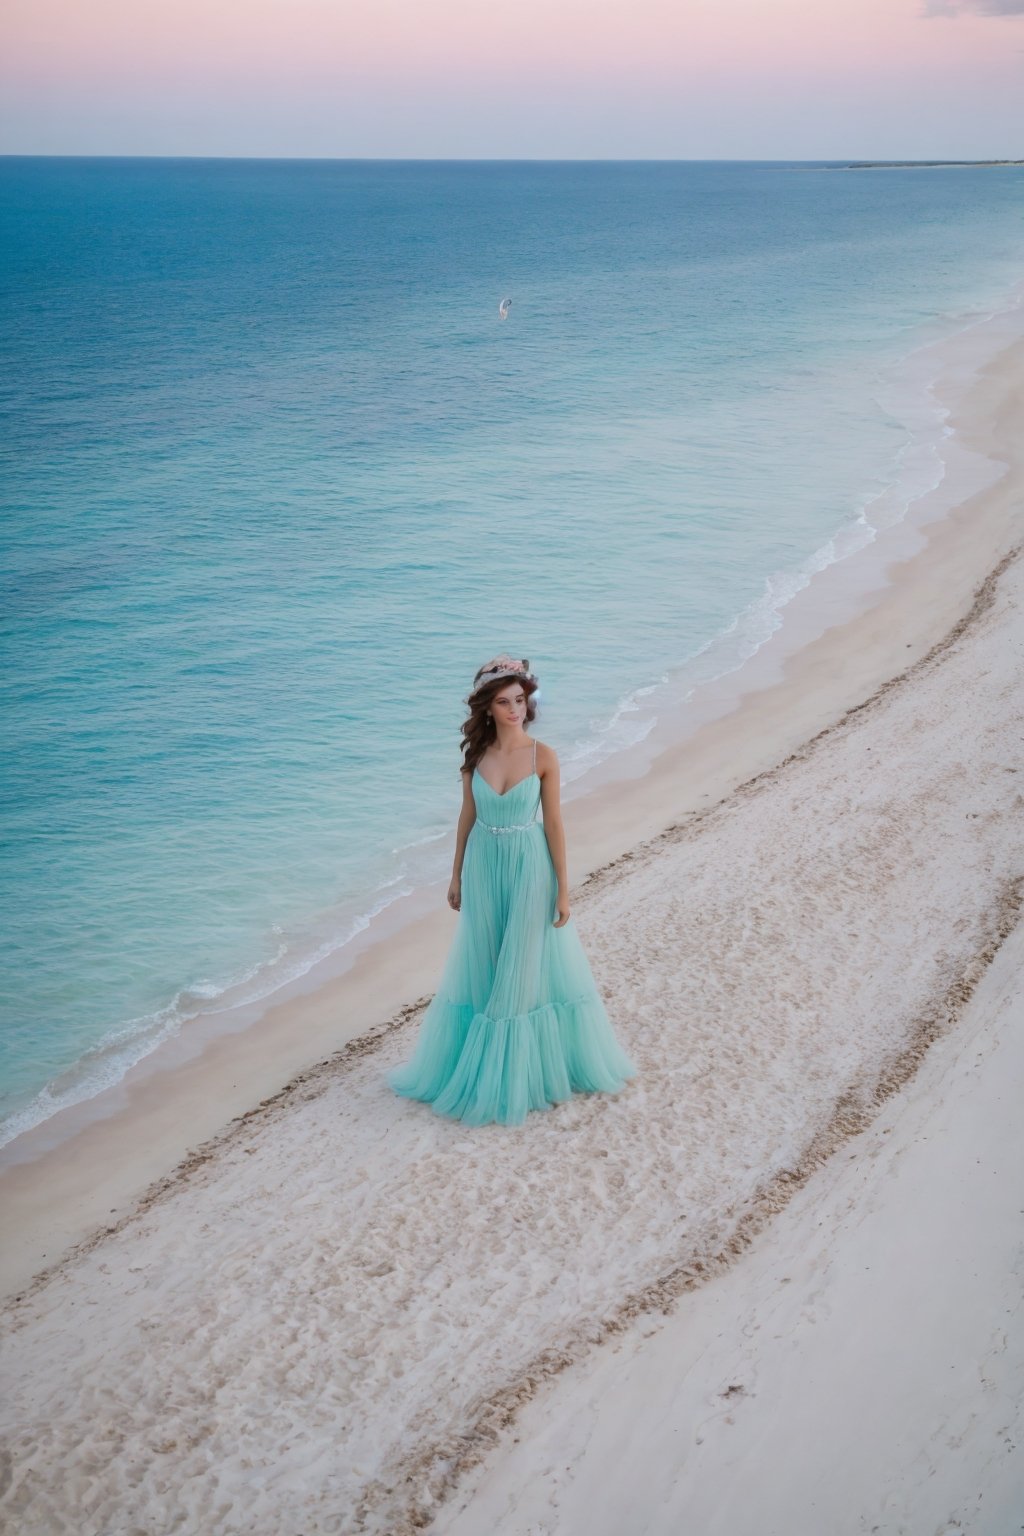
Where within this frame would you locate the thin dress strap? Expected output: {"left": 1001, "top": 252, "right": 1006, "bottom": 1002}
{"left": 532, "top": 737, "right": 537, "bottom": 775}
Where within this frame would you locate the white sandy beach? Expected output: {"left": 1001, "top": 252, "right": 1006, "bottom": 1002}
{"left": 1, "top": 311, "right": 1023, "bottom": 1533}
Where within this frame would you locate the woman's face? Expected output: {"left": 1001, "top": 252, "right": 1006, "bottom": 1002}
{"left": 489, "top": 680, "right": 526, "bottom": 730}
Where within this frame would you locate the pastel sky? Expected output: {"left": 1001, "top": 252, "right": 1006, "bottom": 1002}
{"left": 2, "top": 0, "right": 1022, "bottom": 158}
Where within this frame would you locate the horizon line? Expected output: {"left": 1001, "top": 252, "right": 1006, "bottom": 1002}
{"left": 2, "top": 152, "right": 1020, "bottom": 164}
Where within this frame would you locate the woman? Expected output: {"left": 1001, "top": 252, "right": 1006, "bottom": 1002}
{"left": 388, "top": 654, "right": 637, "bottom": 1125}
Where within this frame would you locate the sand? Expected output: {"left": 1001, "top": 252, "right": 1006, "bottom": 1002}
{"left": 1, "top": 305, "right": 1023, "bottom": 1534}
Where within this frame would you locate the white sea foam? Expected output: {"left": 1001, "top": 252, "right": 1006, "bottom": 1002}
{"left": 593, "top": 279, "right": 1024, "bottom": 741}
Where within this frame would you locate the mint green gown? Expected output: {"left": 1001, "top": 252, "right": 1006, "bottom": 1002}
{"left": 388, "top": 739, "right": 637, "bottom": 1125}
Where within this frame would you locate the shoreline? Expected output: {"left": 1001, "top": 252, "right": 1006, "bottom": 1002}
{"left": 2, "top": 289, "right": 1024, "bottom": 1300}
{"left": 1, "top": 278, "right": 1018, "bottom": 1162}
{"left": 3, "top": 281, "right": 1020, "bottom": 1161}
{"left": 1, "top": 319, "right": 1022, "bottom": 1532}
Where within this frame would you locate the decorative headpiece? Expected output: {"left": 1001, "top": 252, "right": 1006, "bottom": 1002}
{"left": 468, "top": 654, "right": 538, "bottom": 702}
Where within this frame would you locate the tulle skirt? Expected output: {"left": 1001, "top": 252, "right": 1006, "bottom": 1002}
{"left": 388, "top": 819, "right": 636, "bottom": 1126}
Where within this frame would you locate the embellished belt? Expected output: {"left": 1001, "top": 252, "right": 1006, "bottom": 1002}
{"left": 478, "top": 819, "right": 537, "bottom": 835}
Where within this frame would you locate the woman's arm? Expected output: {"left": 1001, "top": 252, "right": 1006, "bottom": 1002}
{"left": 447, "top": 767, "right": 478, "bottom": 910}
{"left": 538, "top": 744, "right": 571, "bottom": 927}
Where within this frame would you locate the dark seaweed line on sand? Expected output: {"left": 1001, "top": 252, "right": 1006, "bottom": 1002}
{"left": 355, "top": 540, "right": 1024, "bottom": 1532}
{"left": 359, "top": 876, "right": 1023, "bottom": 1535}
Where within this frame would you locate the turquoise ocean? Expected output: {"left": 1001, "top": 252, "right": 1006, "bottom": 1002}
{"left": 2, "top": 158, "right": 1022, "bottom": 1146}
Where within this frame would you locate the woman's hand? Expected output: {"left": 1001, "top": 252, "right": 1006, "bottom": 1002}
{"left": 447, "top": 876, "right": 461, "bottom": 912}
{"left": 553, "top": 892, "right": 570, "bottom": 927}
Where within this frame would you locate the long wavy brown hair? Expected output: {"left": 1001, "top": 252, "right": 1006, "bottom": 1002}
{"left": 460, "top": 671, "right": 540, "bottom": 778}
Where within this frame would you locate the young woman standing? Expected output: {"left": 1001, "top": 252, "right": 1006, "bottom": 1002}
{"left": 388, "top": 654, "right": 636, "bottom": 1125}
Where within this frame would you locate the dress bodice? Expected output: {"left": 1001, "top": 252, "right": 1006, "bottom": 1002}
{"left": 472, "top": 747, "right": 542, "bottom": 832}
{"left": 473, "top": 768, "right": 541, "bottom": 822}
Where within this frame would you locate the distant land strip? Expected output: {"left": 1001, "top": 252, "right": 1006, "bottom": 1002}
{"left": 836, "top": 159, "right": 1024, "bottom": 170}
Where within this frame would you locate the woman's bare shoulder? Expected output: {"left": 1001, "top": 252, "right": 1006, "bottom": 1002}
{"left": 534, "top": 739, "right": 559, "bottom": 771}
